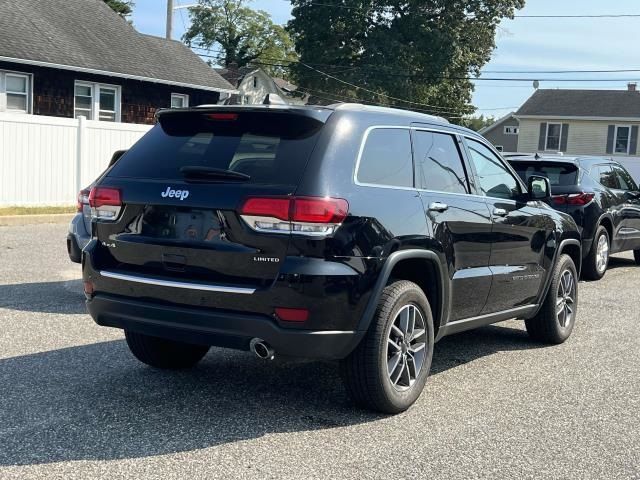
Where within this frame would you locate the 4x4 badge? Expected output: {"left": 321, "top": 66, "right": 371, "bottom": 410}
{"left": 161, "top": 187, "right": 189, "bottom": 200}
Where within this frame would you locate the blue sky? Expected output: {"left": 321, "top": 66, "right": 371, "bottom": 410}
{"left": 133, "top": 0, "right": 640, "bottom": 119}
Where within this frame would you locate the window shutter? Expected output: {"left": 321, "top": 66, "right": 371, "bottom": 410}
{"left": 606, "top": 125, "right": 615, "bottom": 154}
{"left": 560, "top": 123, "right": 570, "bottom": 152}
{"left": 538, "top": 123, "right": 547, "bottom": 151}
{"left": 630, "top": 126, "right": 639, "bottom": 155}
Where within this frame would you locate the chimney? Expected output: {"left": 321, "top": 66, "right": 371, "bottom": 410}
{"left": 628, "top": 82, "right": 637, "bottom": 92}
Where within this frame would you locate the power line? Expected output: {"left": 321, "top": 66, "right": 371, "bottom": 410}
{"left": 297, "top": 62, "right": 474, "bottom": 114}
{"left": 192, "top": 46, "right": 640, "bottom": 78}
{"left": 175, "top": 0, "right": 188, "bottom": 31}
{"left": 296, "top": 85, "right": 466, "bottom": 118}
{"left": 252, "top": 61, "right": 640, "bottom": 83}
{"left": 292, "top": 3, "right": 640, "bottom": 18}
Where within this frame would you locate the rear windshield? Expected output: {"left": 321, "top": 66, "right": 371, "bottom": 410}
{"left": 108, "top": 111, "right": 325, "bottom": 185}
{"left": 509, "top": 161, "right": 579, "bottom": 187}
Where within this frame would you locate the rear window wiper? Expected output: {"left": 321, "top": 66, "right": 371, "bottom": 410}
{"left": 180, "top": 166, "right": 250, "bottom": 182}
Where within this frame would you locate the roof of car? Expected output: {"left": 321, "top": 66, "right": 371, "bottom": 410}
{"left": 504, "top": 153, "right": 616, "bottom": 167}
{"left": 187, "top": 102, "right": 480, "bottom": 133}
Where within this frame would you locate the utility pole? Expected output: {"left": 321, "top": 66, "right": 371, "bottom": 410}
{"left": 166, "top": 0, "right": 174, "bottom": 39}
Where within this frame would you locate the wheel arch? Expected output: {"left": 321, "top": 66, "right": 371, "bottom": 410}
{"left": 598, "top": 215, "right": 614, "bottom": 243}
{"left": 530, "top": 237, "right": 582, "bottom": 319}
{"left": 357, "top": 250, "right": 450, "bottom": 338}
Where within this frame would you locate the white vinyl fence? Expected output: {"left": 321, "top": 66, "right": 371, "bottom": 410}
{"left": 0, "top": 113, "right": 151, "bottom": 205}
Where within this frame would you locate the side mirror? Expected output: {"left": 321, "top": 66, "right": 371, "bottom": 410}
{"left": 528, "top": 175, "right": 551, "bottom": 201}
{"left": 108, "top": 149, "right": 127, "bottom": 167}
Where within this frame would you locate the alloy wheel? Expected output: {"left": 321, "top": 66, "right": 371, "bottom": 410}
{"left": 595, "top": 234, "right": 609, "bottom": 274}
{"left": 387, "top": 304, "right": 428, "bottom": 391}
{"left": 556, "top": 270, "right": 576, "bottom": 328}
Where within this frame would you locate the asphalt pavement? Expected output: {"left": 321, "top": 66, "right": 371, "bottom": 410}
{"left": 0, "top": 223, "right": 638, "bottom": 479}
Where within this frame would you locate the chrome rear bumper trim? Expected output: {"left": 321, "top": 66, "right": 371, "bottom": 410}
{"left": 99, "top": 270, "right": 256, "bottom": 294}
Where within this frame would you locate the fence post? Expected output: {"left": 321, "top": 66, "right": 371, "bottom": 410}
{"left": 76, "top": 115, "right": 86, "bottom": 194}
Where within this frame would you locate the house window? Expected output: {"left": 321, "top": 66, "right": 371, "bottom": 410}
{"left": 545, "top": 123, "right": 563, "bottom": 151}
{"left": 614, "top": 125, "right": 631, "bottom": 154}
{"left": 253, "top": 76, "right": 257, "bottom": 88}
{"left": 0, "top": 70, "right": 31, "bottom": 113}
{"left": 503, "top": 126, "right": 518, "bottom": 135}
{"left": 171, "top": 93, "right": 189, "bottom": 108}
{"left": 74, "top": 81, "right": 121, "bottom": 122}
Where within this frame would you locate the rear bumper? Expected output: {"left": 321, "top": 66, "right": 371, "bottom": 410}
{"left": 67, "top": 213, "right": 90, "bottom": 263}
{"left": 87, "top": 294, "right": 363, "bottom": 360}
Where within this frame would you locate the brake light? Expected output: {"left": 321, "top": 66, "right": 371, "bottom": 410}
{"left": 239, "top": 196, "right": 349, "bottom": 236}
{"left": 89, "top": 187, "right": 122, "bottom": 220}
{"left": 76, "top": 189, "right": 90, "bottom": 212}
{"left": 205, "top": 113, "right": 239, "bottom": 121}
{"left": 567, "top": 193, "right": 595, "bottom": 205}
{"left": 552, "top": 192, "right": 594, "bottom": 206}
{"left": 240, "top": 197, "right": 290, "bottom": 221}
{"left": 291, "top": 198, "right": 348, "bottom": 223}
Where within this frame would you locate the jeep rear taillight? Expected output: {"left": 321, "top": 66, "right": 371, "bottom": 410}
{"left": 89, "top": 187, "right": 122, "bottom": 220}
{"left": 239, "top": 196, "right": 348, "bottom": 236}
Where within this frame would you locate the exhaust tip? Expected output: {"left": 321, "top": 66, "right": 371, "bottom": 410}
{"left": 250, "top": 338, "right": 275, "bottom": 360}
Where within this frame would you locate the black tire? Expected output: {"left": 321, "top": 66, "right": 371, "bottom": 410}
{"left": 634, "top": 250, "right": 640, "bottom": 265}
{"left": 525, "top": 254, "right": 578, "bottom": 344}
{"left": 340, "top": 280, "right": 434, "bottom": 414}
{"left": 582, "top": 226, "right": 609, "bottom": 280}
{"left": 124, "top": 330, "right": 210, "bottom": 369}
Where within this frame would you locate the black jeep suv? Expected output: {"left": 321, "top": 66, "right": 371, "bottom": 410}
{"left": 507, "top": 154, "right": 640, "bottom": 280}
{"left": 83, "top": 104, "right": 581, "bottom": 413}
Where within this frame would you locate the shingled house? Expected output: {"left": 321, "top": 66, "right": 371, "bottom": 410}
{"left": 0, "top": 0, "right": 235, "bottom": 124}
{"left": 515, "top": 84, "right": 640, "bottom": 156}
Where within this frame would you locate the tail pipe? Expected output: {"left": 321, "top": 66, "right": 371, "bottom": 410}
{"left": 250, "top": 338, "right": 275, "bottom": 360}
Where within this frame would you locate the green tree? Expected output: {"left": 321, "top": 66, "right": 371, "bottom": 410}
{"left": 103, "top": 0, "right": 134, "bottom": 18}
{"left": 288, "top": 0, "right": 525, "bottom": 121}
{"left": 183, "top": 0, "right": 298, "bottom": 77}
{"left": 463, "top": 114, "right": 497, "bottom": 131}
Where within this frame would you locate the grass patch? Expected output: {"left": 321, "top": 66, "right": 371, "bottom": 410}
{"left": 0, "top": 206, "right": 76, "bottom": 216}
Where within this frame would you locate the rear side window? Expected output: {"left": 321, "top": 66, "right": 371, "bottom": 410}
{"left": 413, "top": 130, "right": 468, "bottom": 194}
{"left": 612, "top": 165, "right": 638, "bottom": 191}
{"left": 510, "top": 162, "right": 579, "bottom": 187}
{"left": 107, "top": 111, "right": 324, "bottom": 186}
{"left": 357, "top": 128, "right": 413, "bottom": 188}
{"left": 593, "top": 165, "right": 620, "bottom": 189}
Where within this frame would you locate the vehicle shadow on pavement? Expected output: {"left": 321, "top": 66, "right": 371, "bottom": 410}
{"left": 0, "top": 323, "right": 540, "bottom": 466}
{"left": 607, "top": 255, "right": 636, "bottom": 271}
{"left": 0, "top": 280, "right": 86, "bottom": 314}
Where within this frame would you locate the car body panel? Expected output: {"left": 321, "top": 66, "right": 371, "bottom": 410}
{"left": 507, "top": 155, "right": 640, "bottom": 262}
{"left": 82, "top": 104, "right": 581, "bottom": 359}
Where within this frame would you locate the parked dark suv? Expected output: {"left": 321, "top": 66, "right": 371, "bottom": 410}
{"left": 506, "top": 154, "right": 640, "bottom": 280}
{"left": 83, "top": 104, "right": 581, "bottom": 413}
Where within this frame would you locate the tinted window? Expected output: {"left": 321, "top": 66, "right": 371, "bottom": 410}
{"left": 612, "top": 165, "right": 638, "bottom": 191}
{"left": 594, "top": 165, "right": 619, "bottom": 189}
{"left": 467, "top": 139, "right": 521, "bottom": 199}
{"left": 510, "top": 161, "right": 579, "bottom": 187}
{"left": 357, "top": 128, "right": 413, "bottom": 188}
{"left": 413, "top": 131, "right": 468, "bottom": 194}
{"left": 108, "top": 111, "right": 324, "bottom": 186}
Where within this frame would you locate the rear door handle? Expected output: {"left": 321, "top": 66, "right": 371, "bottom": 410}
{"left": 428, "top": 202, "right": 449, "bottom": 212}
{"left": 492, "top": 208, "right": 508, "bottom": 217}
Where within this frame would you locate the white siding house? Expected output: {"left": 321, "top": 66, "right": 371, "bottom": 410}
{"left": 516, "top": 85, "right": 640, "bottom": 158}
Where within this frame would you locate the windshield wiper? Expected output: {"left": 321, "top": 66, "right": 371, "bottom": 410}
{"left": 180, "top": 166, "right": 250, "bottom": 182}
